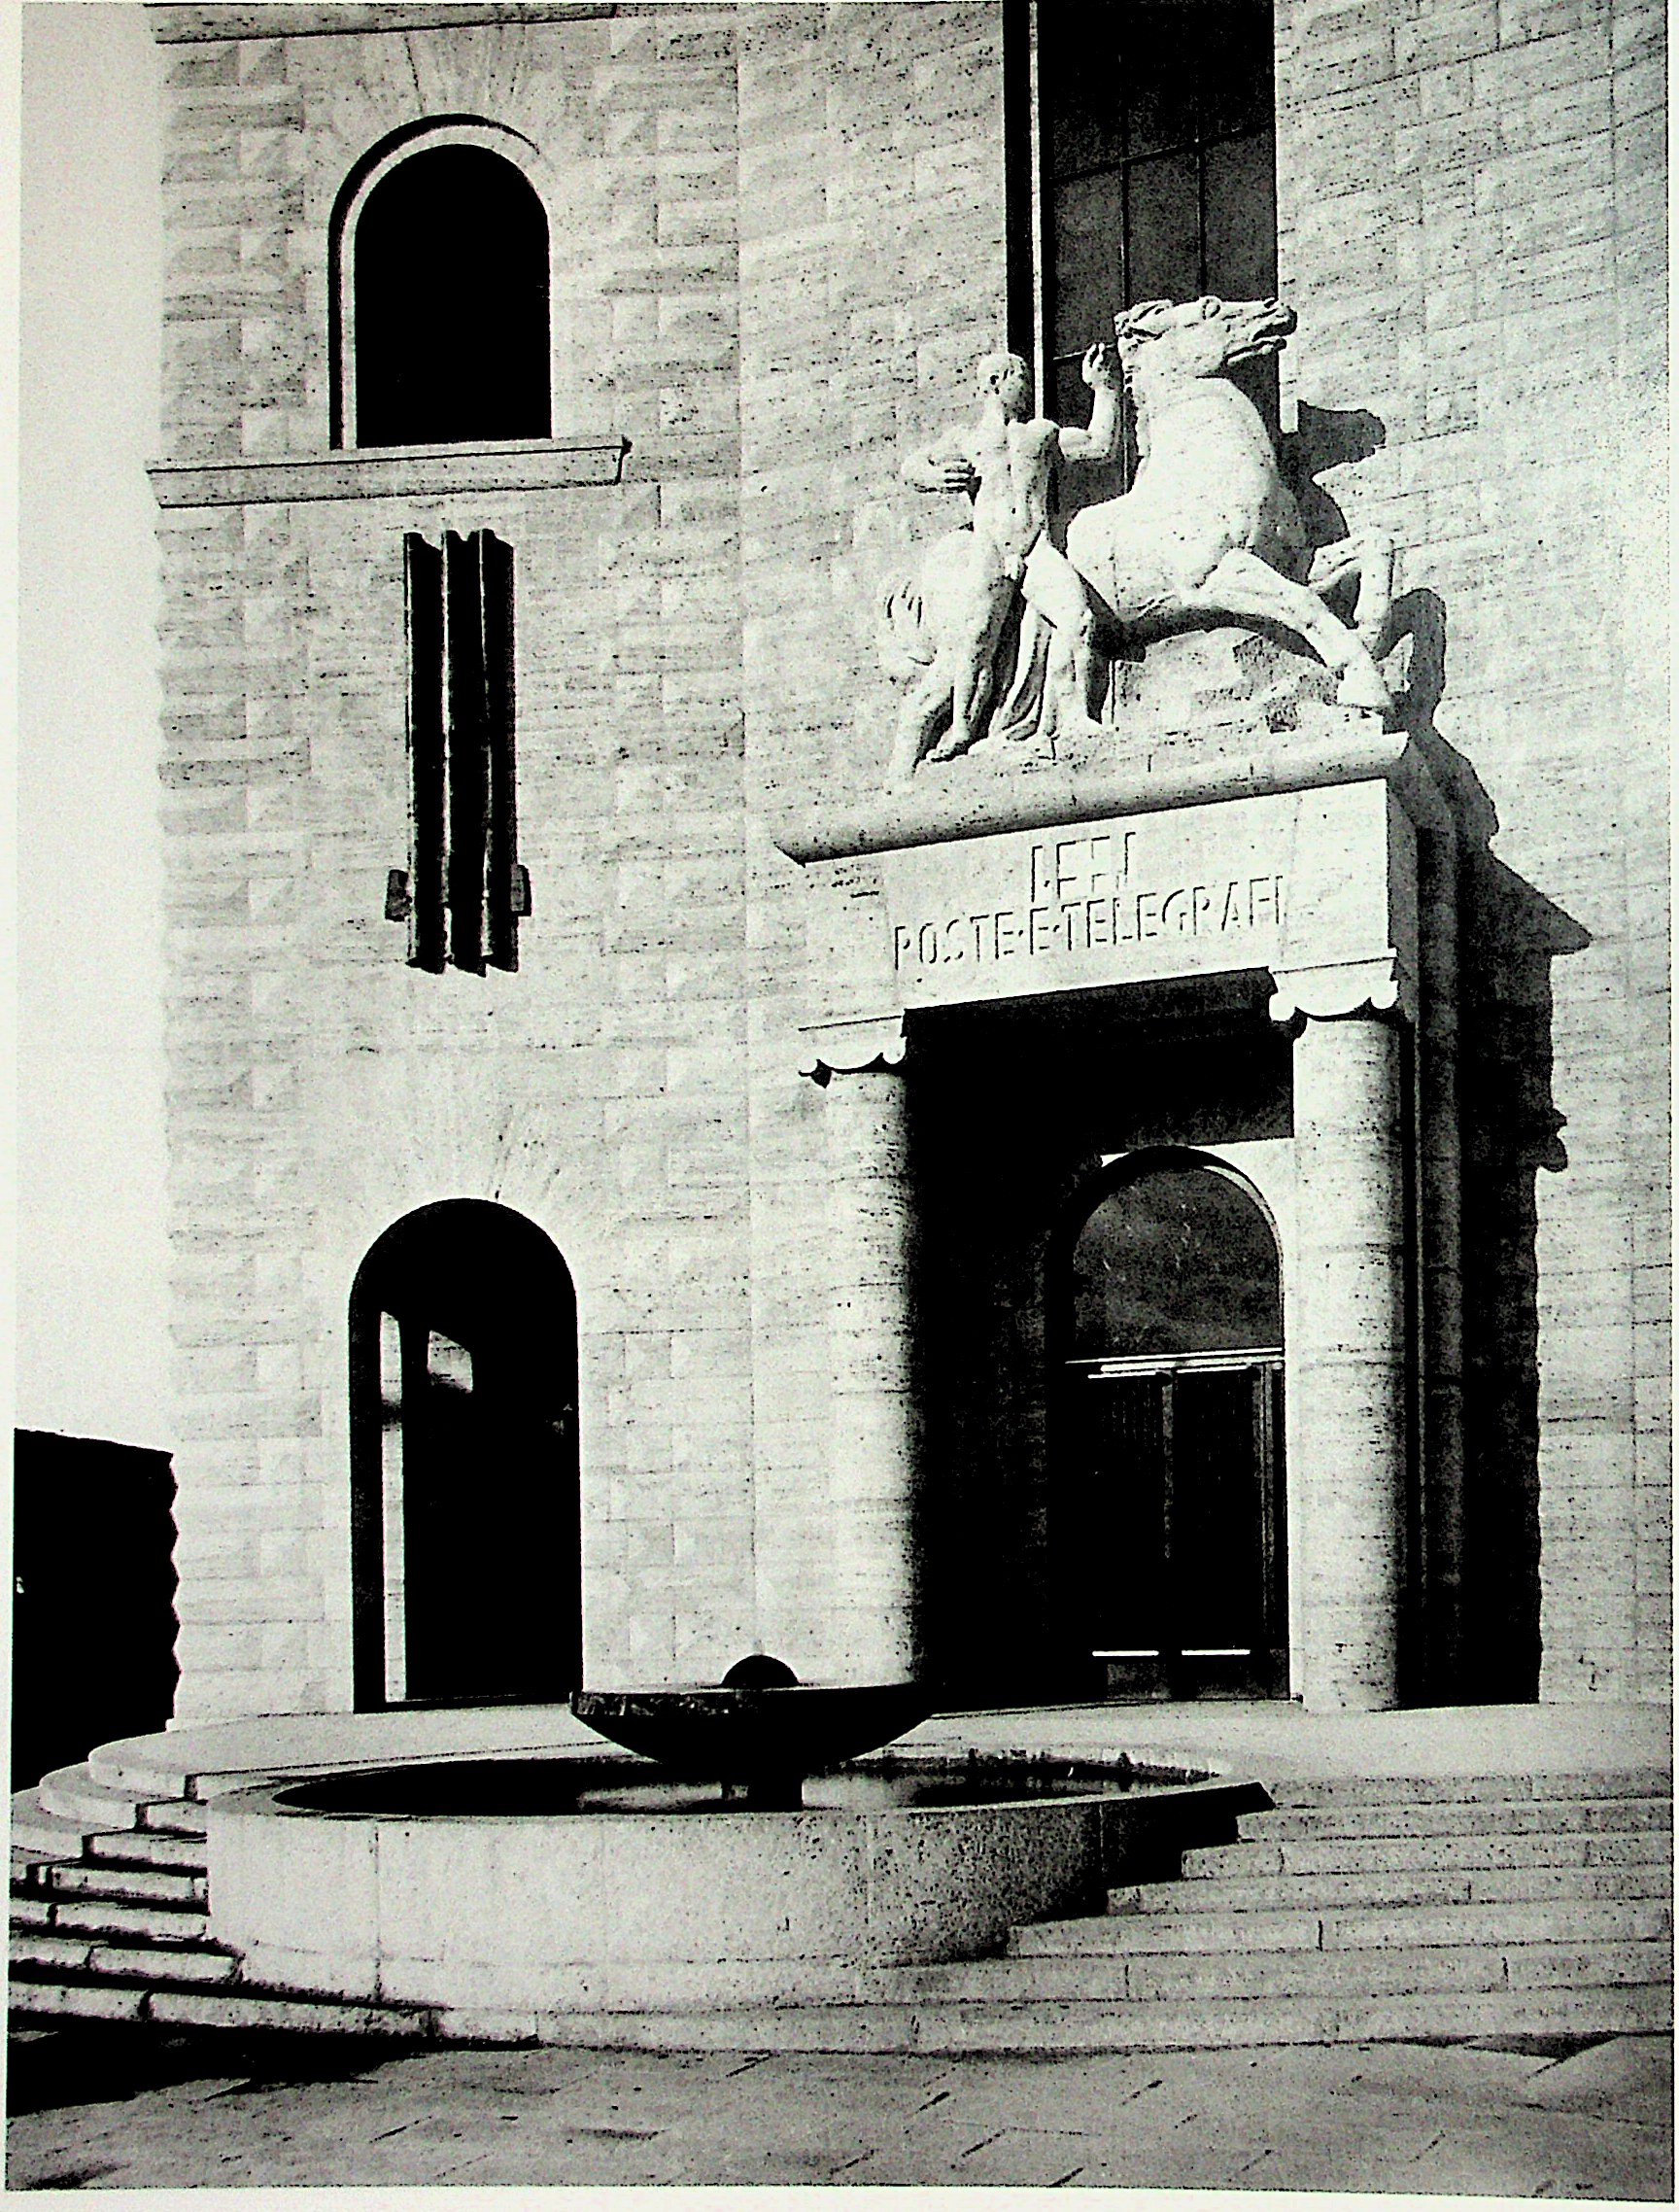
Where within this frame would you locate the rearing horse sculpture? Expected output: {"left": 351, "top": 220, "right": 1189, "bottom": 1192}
{"left": 1065, "top": 294, "right": 1393, "bottom": 715}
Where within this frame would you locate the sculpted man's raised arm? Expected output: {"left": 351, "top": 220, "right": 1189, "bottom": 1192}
{"left": 1053, "top": 342, "right": 1123, "bottom": 463}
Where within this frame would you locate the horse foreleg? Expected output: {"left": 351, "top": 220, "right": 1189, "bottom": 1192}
{"left": 1191, "top": 547, "right": 1393, "bottom": 714}
{"left": 1351, "top": 531, "right": 1395, "bottom": 656}
{"left": 1307, "top": 532, "right": 1395, "bottom": 658}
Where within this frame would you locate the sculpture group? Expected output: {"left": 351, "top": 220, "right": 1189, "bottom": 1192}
{"left": 881, "top": 296, "right": 1394, "bottom": 784}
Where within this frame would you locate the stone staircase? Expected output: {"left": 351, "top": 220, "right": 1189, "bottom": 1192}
{"left": 529, "top": 1769, "right": 1674, "bottom": 2053}
{"left": 10, "top": 1760, "right": 1671, "bottom": 2054}
{"left": 9, "top": 1762, "right": 439, "bottom": 2037}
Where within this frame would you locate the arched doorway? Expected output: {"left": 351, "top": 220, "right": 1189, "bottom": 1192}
{"left": 349, "top": 1200, "right": 579, "bottom": 1708}
{"left": 1055, "top": 1152, "right": 1286, "bottom": 1700}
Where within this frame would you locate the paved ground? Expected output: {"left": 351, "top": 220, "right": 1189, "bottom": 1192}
{"left": 6, "top": 2023, "right": 1671, "bottom": 2194}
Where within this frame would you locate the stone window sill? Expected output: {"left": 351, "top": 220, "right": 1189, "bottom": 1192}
{"left": 149, "top": 435, "right": 629, "bottom": 508}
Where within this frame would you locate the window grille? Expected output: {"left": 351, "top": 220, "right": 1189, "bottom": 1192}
{"left": 397, "top": 529, "right": 526, "bottom": 975}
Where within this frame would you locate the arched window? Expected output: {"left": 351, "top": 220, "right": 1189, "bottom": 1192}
{"left": 1069, "top": 1154, "right": 1282, "bottom": 1359}
{"left": 1054, "top": 1151, "right": 1287, "bottom": 1699}
{"left": 344, "top": 140, "right": 551, "bottom": 448}
{"left": 349, "top": 1200, "right": 578, "bottom": 1708}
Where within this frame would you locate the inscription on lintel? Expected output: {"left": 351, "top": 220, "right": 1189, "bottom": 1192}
{"left": 876, "top": 786, "right": 1404, "bottom": 1011}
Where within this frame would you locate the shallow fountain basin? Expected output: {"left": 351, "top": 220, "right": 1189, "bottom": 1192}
{"left": 205, "top": 1749, "right": 1223, "bottom": 2025}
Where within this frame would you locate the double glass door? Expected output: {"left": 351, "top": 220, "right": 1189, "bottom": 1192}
{"left": 1058, "top": 1155, "right": 1288, "bottom": 1700}
{"left": 1067, "top": 1350, "right": 1285, "bottom": 1698}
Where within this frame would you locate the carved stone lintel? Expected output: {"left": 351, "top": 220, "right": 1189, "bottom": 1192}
{"left": 1270, "top": 954, "right": 1417, "bottom": 1028}
{"left": 799, "top": 1013, "right": 908, "bottom": 1085}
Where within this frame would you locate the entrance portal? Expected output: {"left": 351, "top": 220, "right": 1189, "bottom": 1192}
{"left": 1057, "top": 1153, "right": 1286, "bottom": 1699}
{"left": 349, "top": 1199, "right": 579, "bottom": 1709}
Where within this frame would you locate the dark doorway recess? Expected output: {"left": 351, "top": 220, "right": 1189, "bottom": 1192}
{"left": 1056, "top": 1155, "right": 1287, "bottom": 1701}
{"left": 12, "top": 1431, "right": 179, "bottom": 1789}
{"left": 349, "top": 1200, "right": 579, "bottom": 1710}
{"left": 908, "top": 977, "right": 1290, "bottom": 1709}
{"left": 352, "top": 144, "right": 550, "bottom": 448}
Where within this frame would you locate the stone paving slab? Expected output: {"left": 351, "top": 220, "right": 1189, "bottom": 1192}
{"left": 6, "top": 2022, "right": 1672, "bottom": 2193}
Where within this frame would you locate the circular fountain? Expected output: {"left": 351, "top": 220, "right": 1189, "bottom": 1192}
{"left": 202, "top": 1659, "right": 1216, "bottom": 2031}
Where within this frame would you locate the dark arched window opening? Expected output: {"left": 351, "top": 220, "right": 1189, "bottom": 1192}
{"left": 353, "top": 144, "right": 550, "bottom": 448}
{"left": 349, "top": 1200, "right": 578, "bottom": 1708}
{"left": 1069, "top": 1155, "right": 1281, "bottom": 1359}
{"left": 1053, "top": 1152, "right": 1287, "bottom": 1700}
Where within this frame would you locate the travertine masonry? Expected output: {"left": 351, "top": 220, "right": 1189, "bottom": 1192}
{"left": 153, "top": 1, "right": 1666, "bottom": 1715}
{"left": 1272, "top": 0, "right": 1667, "bottom": 1700}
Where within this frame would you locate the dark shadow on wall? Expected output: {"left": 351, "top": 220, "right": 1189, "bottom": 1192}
{"left": 12, "top": 1432, "right": 180, "bottom": 1790}
{"left": 1385, "top": 589, "right": 1593, "bottom": 1704}
{"left": 1282, "top": 400, "right": 1388, "bottom": 552}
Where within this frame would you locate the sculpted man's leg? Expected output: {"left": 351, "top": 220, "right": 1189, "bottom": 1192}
{"left": 889, "top": 665, "right": 954, "bottom": 785}
{"left": 927, "top": 570, "right": 1016, "bottom": 762}
{"left": 1023, "top": 538, "right": 1106, "bottom": 731}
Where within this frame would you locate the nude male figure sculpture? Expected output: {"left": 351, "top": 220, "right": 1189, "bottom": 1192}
{"left": 891, "top": 343, "right": 1121, "bottom": 782}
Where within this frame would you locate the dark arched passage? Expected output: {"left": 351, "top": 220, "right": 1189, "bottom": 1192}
{"left": 350, "top": 1199, "right": 578, "bottom": 1708}
{"left": 1053, "top": 1150, "right": 1287, "bottom": 1700}
{"left": 349, "top": 142, "right": 550, "bottom": 447}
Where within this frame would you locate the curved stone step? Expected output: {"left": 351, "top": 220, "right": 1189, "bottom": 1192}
{"left": 1236, "top": 1797, "right": 1672, "bottom": 1844}
{"left": 11, "top": 1932, "right": 239, "bottom": 1986}
{"left": 1014, "top": 1895, "right": 1670, "bottom": 1957}
{"left": 1112, "top": 1859, "right": 1674, "bottom": 1916}
{"left": 35, "top": 1765, "right": 149, "bottom": 1832}
{"left": 46, "top": 1863, "right": 206, "bottom": 1909}
{"left": 143, "top": 1987, "right": 441, "bottom": 2037}
{"left": 7, "top": 1972, "right": 437, "bottom": 2038}
{"left": 9, "top": 1788, "right": 120, "bottom": 1860}
{"left": 870, "top": 1936, "right": 1673, "bottom": 2007}
{"left": 86, "top": 1828, "right": 207, "bottom": 1873}
{"left": 47, "top": 1898, "right": 212, "bottom": 1946}
{"left": 1263, "top": 1769, "right": 1673, "bottom": 1810}
{"left": 1184, "top": 1825, "right": 1673, "bottom": 1881}
{"left": 435, "top": 1978, "right": 1674, "bottom": 2056}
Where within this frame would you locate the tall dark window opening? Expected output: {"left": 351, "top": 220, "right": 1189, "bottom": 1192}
{"left": 401, "top": 529, "right": 526, "bottom": 975}
{"left": 353, "top": 144, "right": 550, "bottom": 448}
{"left": 1011, "top": 0, "right": 1278, "bottom": 495}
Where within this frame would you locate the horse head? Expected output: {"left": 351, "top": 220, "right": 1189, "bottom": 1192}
{"left": 1115, "top": 295, "right": 1297, "bottom": 392}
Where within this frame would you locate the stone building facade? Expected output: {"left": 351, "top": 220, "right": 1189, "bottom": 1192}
{"left": 149, "top": 0, "right": 1666, "bottom": 1725}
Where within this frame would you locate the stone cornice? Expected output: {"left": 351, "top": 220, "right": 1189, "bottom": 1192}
{"left": 150, "top": 436, "right": 629, "bottom": 508}
{"left": 774, "top": 717, "right": 1420, "bottom": 866}
{"left": 150, "top": 4, "right": 615, "bottom": 42}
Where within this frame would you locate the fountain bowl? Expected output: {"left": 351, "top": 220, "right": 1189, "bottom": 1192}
{"left": 569, "top": 1681, "right": 933, "bottom": 1782}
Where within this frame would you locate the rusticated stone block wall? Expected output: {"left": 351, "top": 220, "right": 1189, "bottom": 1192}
{"left": 154, "top": 5, "right": 752, "bottom": 1715}
{"left": 1273, "top": 0, "right": 1668, "bottom": 1700}
{"left": 734, "top": 1, "right": 1010, "bottom": 1674}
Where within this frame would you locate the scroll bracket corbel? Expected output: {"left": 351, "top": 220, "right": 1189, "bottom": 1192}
{"left": 1269, "top": 953, "right": 1418, "bottom": 1029}
{"left": 799, "top": 1012, "right": 908, "bottom": 1086}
